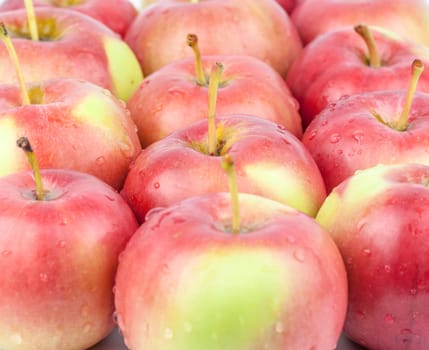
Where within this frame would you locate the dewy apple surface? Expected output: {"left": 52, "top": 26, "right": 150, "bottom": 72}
{"left": 0, "top": 0, "right": 417, "bottom": 349}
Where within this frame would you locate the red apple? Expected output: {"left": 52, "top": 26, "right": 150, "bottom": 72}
{"left": 121, "top": 114, "right": 326, "bottom": 222}
{"left": 0, "top": 78, "right": 142, "bottom": 189}
{"left": 115, "top": 191, "right": 348, "bottom": 350}
{"left": 317, "top": 163, "right": 429, "bottom": 350}
{"left": 302, "top": 60, "right": 429, "bottom": 193}
{"left": 0, "top": 160, "right": 139, "bottom": 350}
{"left": 287, "top": 25, "right": 429, "bottom": 128}
{"left": 291, "top": 0, "right": 429, "bottom": 46}
{"left": 0, "top": 7, "right": 143, "bottom": 101}
{"left": 128, "top": 50, "right": 302, "bottom": 148}
{"left": 124, "top": 0, "right": 303, "bottom": 77}
{"left": 0, "top": 0, "right": 138, "bottom": 37}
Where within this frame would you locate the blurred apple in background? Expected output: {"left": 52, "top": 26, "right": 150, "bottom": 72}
{"left": 0, "top": 8, "right": 143, "bottom": 101}
{"left": 0, "top": 0, "right": 138, "bottom": 37}
{"left": 124, "top": 0, "right": 302, "bottom": 77}
{"left": 302, "top": 60, "right": 429, "bottom": 193}
{"left": 287, "top": 25, "right": 429, "bottom": 128}
{"left": 121, "top": 114, "right": 326, "bottom": 222}
{"left": 0, "top": 78, "right": 142, "bottom": 189}
{"left": 141, "top": 0, "right": 301, "bottom": 13}
{"left": 317, "top": 163, "right": 429, "bottom": 350}
{"left": 0, "top": 137, "right": 138, "bottom": 350}
{"left": 291, "top": 0, "right": 429, "bottom": 46}
{"left": 115, "top": 191, "right": 347, "bottom": 350}
{"left": 127, "top": 33, "right": 302, "bottom": 148}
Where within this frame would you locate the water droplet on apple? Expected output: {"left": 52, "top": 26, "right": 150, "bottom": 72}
{"left": 10, "top": 333, "right": 22, "bottom": 345}
{"left": 352, "top": 132, "right": 364, "bottom": 145}
{"left": 119, "top": 142, "right": 134, "bottom": 159}
{"left": 104, "top": 194, "right": 116, "bottom": 202}
{"left": 153, "top": 182, "right": 160, "bottom": 189}
{"left": 96, "top": 156, "right": 105, "bottom": 165}
{"left": 307, "top": 130, "right": 317, "bottom": 141}
{"left": 293, "top": 249, "right": 305, "bottom": 262}
{"left": 1, "top": 250, "right": 11, "bottom": 257}
{"left": 83, "top": 322, "right": 93, "bottom": 334}
{"left": 384, "top": 313, "right": 395, "bottom": 324}
{"left": 362, "top": 248, "right": 372, "bottom": 257}
{"left": 321, "top": 119, "right": 329, "bottom": 126}
{"left": 339, "top": 94, "right": 350, "bottom": 101}
{"left": 167, "top": 87, "right": 185, "bottom": 97}
{"left": 286, "top": 235, "right": 296, "bottom": 244}
{"left": 384, "top": 264, "right": 391, "bottom": 273}
{"left": 145, "top": 207, "right": 165, "bottom": 221}
{"left": 275, "top": 321, "right": 284, "bottom": 333}
{"left": 164, "top": 327, "right": 173, "bottom": 339}
{"left": 59, "top": 217, "right": 68, "bottom": 226}
{"left": 56, "top": 240, "right": 66, "bottom": 248}
{"left": 355, "top": 311, "right": 365, "bottom": 320}
{"left": 346, "top": 257, "right": 353, "bottom": 266}
{"left": 39, "top": 273, "right": 48, "bottom": 282}
{"left": 329, "top": 133, "right": 341, "bottom": 143}
{"left": 184, "top": 322, "right": 193, "bottom": 333}
{"left": 410, "top": 288, "right": 417, "bottom": 295}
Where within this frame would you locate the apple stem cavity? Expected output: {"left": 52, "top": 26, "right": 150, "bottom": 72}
{"left": 221, "top": 154, "right": 241, "bottom": 234}
{"left": 207, "top": 62, "right": 224, "bottom": 156}
{"left": 354, "top": 24, "right": 381, "bottom": 68}
{"left": 396, "top": 59, "right": 424, "bottom": 131}
{"left": 17, "top": 137, "right": 45, "bottom": 201}
{"left": 24, "top": 0, "right": 39, "bottom": 41}
{"left": 0, "top": 23, "right": 31, "bottom": 105}
{"left": 187, "top": 33, "right": 207, "bottom": 86}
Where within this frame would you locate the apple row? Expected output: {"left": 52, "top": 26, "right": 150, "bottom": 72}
{"left": 1, "top": 1, "right": 429, "bottom": 350}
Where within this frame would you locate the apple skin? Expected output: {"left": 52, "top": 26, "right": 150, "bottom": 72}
{"left": 286, "top": 26, "right": 429, "bottom": 128}
{"left": 0, "top": 0, "right": 137, "bottom": 37}
{"left": 0, "top": 78, "right": 142, "bottom": 190}
{"left": 124, "top": 0, "right": 302, "bottom": 77}
{"left": 302, "top": 90, "right": 429, "bottom": 193}
{"left": 140, "top": 0, "right": 300, "bottom": 14}
{"left": 0, "top": 168, "right": 139, "bottom": 350}
{"left": 316, "top": 163, "right": 429, "bottom": 350}
{"left": 121, "top": 114, "right": 326, "bottom": 222}
{"left": 291, "top": 0, "right": 429, "bottom": 46}
{"left": 127, "top": 54, "right": 302, "bottom": 148}
{"left": 0, "top": 8, "right": 143, "bottom": 102}
{"left": 115, "top": 192, "right": 348, "bottom": 350}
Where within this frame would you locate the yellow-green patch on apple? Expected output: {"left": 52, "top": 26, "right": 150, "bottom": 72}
{"left": 103, "top": 36, "right": 143, "bottom": 102}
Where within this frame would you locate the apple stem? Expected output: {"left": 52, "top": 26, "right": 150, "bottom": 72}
{"left": 24, "top": 0, "right": 39, "bottom": 41}
{"left": 221, "top": 154, "right": 241, "bottom": 234}
{"left": 0, "top": 23, "right": 31, "bottom": 105}
{"left": 207, "top": 62, "right": 224, "bottom": 156}
{"left": 396, "top": 59, "right": 424, "bottom": 131}
{"left": 17, "top": 137, "right": 45, "bottom": 201}
{"left": 354, "top": 24, "right": 381, "bottom": 68}
{"left": 187, "top": 33, "right": 207, "bottom": 86}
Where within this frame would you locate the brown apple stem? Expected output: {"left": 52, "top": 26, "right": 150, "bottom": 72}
{"left": 187, "top": 34, "right": 207, "bottom": 86}
{"left": 221, "top": 154, "right": 240, "bottom": 234}
{"left": 396, "top": 59, "right": 424, "bottom": 131}
{"left": 207, "top": 62, "right": 224, "bottom": 156}
{"left": 354, "top": 24, "right": 381, "bottom": 68}
{"left": 17, "top": 137, "right": 45, "bottom": 201}
{"left": 24, "top": 0, "right": 39, "bottom": 41}
{"left": 0, "top": 23, "right": 30, "bottom": 105}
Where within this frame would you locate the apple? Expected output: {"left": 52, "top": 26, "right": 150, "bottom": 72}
{"left": 316, "top": 162, "right": 429, "bottom": 350}
{"left": 0, "top": 0, "right": 138, "bottom": 37}
{"left": 127, "top": 34, "right": 302, "bottom": 148}
{"left": 0, "top": 77, "right": 142, "bottom": 190}
{"left": 287, "top": 24, "right": 429, "bottom": 128}
{"left": 140, "top": 0, "right": 300, "bottom": 14}
{"left": 121, "top": 113, "right": 326, "bottom": 223}
{"left": 291, "top": 0, "right": 429, "bottom": 46}
{"left": 0, "top": 7, "right": 143, "bottom": 101}
{"left": 115, "top": 191, "right": 348, "bottom": 350}
{"left": 302, "top": 59, "right": 429, "bottom": 193}
{"left": 124, "top": 0, "right": 303, "bottom": 77}
{"left": 0, "top": 137, "right": 139, "bottom": 350}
